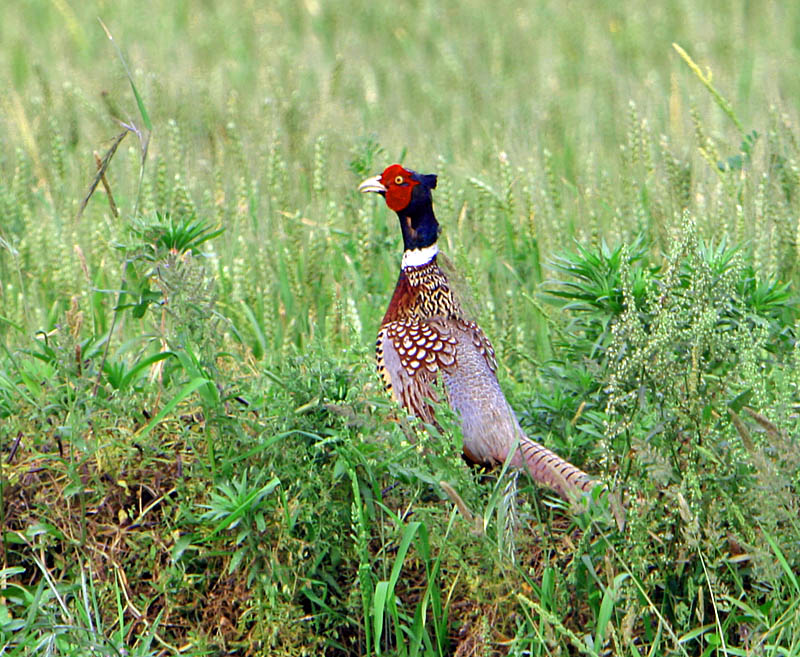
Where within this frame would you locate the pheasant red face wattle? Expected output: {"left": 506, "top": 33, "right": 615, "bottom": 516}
{"left": 379, "top": 164, "right": 418, "bottom": 212}
{"left": 359, "top": 164, "right": 440, "bottom": 251}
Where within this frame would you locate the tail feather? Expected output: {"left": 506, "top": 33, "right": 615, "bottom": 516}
{"left": 517, "top": 435, "right": 626, "bottom": 529}
{"left": 517, "top": 434, "right": 598, "bottom": 500}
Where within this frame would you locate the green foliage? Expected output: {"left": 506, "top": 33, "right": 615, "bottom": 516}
{"left": 2, "top": 0, "right": 800, "bottom": 654}
{"left": 198, "top": 469, "right": 282, "bottom": 582}
{"left": 128, "top": 212, "right": 225, "bottom": 258}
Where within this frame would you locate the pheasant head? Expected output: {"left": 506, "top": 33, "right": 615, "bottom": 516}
{"left": 359, "top": 164, "right": 440, "bottom": 260}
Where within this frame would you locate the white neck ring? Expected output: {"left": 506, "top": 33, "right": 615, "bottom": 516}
{"left": 402, "top": 244, "right": 439, "bottom": 269}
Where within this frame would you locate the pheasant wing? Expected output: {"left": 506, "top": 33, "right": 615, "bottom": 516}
{"left": 377, "top": 318, "right": 463, "bottom": 422}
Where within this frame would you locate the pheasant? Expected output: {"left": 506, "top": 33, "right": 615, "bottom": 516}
{"left": 359, "top": 164, "right": 603, "bottom": 503}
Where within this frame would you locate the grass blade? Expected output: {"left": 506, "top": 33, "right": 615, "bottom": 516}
{"left": 98, "top": 19, "right": 152, "bottom": 132}
{"left": 373, "top": 521, "right": 422, "bottom": 652}
{"left": 760, "top": 526, "right": 800, "bottom": 594}
{"left": 135, "top": 376, "right": 212, "bottom": 440}
{"left": 373, "top": 580, "right": 390, "bottom": 654}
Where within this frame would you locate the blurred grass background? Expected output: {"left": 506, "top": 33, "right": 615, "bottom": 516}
{"left": 5, "top": 1, "right": 799, "bottom": 173}
{"left": 2, "top": 1, "right": 800, "bottom": 655}
{"left": 3, "top": 0, "right": 800, "bottom": 346}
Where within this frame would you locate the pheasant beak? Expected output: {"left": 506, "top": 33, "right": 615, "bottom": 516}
{"left": 357, "top": 174, "right": 387, "bottom": 194}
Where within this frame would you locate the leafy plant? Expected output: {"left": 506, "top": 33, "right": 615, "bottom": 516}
{"left": 198, "top": 469, "right": 281, "bottom": 583}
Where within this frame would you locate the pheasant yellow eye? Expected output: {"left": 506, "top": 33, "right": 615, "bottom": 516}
{"left": 394, "top": 176, "right": 404, "bottom": 185}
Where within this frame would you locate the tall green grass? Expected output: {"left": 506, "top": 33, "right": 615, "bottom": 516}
{"left": 1, "top": 1, "right": 800, "bottom": 654}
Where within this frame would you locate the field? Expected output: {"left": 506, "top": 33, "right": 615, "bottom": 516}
{"left": 2, "top": 0, "right": 800, "bottom": 654}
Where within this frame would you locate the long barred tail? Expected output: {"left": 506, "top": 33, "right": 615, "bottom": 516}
{"left": 517, "top": 434, "right": 599, "bottom": 500}
{"left": 516, "top": 434, "right": 626, "bottom": 528}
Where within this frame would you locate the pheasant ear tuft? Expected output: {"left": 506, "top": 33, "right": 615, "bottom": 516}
{"left": 419, "top": 173, "right": 437, "bottom": 190}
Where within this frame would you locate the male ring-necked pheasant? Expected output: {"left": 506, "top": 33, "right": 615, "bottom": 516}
{"left": 359, "top": 164, "right": 601, "bottom": 502}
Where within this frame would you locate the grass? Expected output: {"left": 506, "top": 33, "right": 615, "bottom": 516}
{"left": 2, "top": 0, "right": 800, "bottom": 654}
